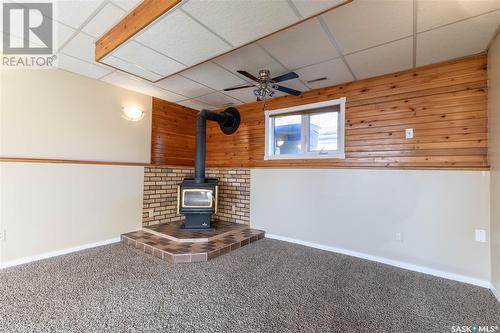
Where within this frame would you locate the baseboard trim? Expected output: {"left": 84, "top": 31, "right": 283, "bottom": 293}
{"left": 0, "top": 237, "right": 121, "bottom": 269}
{"left": 265, "top": 233, "right": 490, "bottom": 288}
{"left": 491, "top": 285, "right": 500, "bottom": 303}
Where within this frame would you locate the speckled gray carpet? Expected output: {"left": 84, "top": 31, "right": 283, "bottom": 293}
{"left": 0, "top": 239, "right": 498, "bottom": 333}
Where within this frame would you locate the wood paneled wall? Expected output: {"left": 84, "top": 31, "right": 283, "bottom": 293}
{"left": 151, "top": 98, "right": 196, "bottom": 166}
{"left": 204, "top": 55, "right": 488, "bottom": 170}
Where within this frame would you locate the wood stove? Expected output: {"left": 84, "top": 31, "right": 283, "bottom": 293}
{"left": 177, "top": 178, "right": 218, "bottom": 230}
{"left": 177, "top": 107, "right": 240, "bottom": 231}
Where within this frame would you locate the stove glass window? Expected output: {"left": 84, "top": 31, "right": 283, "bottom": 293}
{"left": 183, "top": 189, "right": 213, "bottom": 208}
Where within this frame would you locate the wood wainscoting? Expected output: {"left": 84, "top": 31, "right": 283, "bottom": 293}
{"left": 203, "top": 55, "right": 488, "bottom": 170}
{"left": 151, "top": 98, "right": 197, "bottom": 166}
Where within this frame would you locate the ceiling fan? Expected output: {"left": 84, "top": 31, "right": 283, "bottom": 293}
{"left": 224, "top": 69, "right": 302, "bottom": 101}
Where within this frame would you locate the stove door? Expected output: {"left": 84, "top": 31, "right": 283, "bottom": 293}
{"left": 182, "top": 189, "right": 213, "bottom": 208}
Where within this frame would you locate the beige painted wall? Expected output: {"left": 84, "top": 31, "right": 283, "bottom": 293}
{"left": 0, "top": 69, "right": 151, "bottom": 162}
{"left": 251, "top": 169, "right": 491, "bottom": 283}
{"left": 0, "top": 163, "right": 144, "bottom": 262}
{"left": 0, "top": 69, "right": 151, "bottom": 263}
{"left": 488, "top": 32, "right": 500, "bottom": 298}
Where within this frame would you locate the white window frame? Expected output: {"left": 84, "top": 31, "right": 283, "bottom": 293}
{"left": 264, "top": 97, "right": 346, "bottom": 160}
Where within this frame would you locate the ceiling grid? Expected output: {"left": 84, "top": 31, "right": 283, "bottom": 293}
{"left": 41, "top": 0, "right": 499, "bottom": 110}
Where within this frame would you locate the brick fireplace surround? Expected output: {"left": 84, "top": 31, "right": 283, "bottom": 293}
{"left": 143, "top": 167, "right": 250, "bottom": 227}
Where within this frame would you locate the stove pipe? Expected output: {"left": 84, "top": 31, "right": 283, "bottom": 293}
{"left": 194, "top": 107, "right": 240, "bottom": 183}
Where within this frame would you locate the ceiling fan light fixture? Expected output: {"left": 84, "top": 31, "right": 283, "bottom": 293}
{"left": 227, "top": 69, "right": 302, "bottom": 102}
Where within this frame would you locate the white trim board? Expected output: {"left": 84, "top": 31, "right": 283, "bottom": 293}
{"left": 492, "top": 285, "right": 500, "bottom": 304}
{"left": 0, "top": 237, "right": 121, "bottom": 269}
{"left": 265, "top": 233, "right": 491, "bottom": 289}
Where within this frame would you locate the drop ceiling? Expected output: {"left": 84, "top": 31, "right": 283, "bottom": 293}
{"left": 22, "top": 0, "right": 500, "bottom": 110}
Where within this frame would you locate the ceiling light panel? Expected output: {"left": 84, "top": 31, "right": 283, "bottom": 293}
{"left": 135, "top": 10, "right": 232, "bottom": 66}
{"left": 417, "top": 0, "right": 500, "bottom": 32}
{"left": 291, "top": 0, "right": 346, "bottom": 18}
{"left": 111, "top": 41, "right": 186, "bottom": 78}
{"left": 345, "top": 37, "right": 413, "bottom": 80}
{"left": 155, "top": 75, "right": 214, "bottom": 98}
{"left": 181, "top": 62, "right": 247, "bottom": 91}
{"left": 181, "top": 0, "right": 298, "bottom": 47}
{"left": 82, "top": 3, "right": 126, "bottom": 38}
{"left": 321, "top": 0, "right": 413, "bottom": 54}
{"left": 416, "top": 10, "right": 500, "bottom": 66}
{"left": 295, "top": 58, "right": 354, "bottom": 89}
{"left": 259, "top": 19, "right": 339, "bottom": 70}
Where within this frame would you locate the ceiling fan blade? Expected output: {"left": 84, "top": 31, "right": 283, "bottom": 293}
{"left": 272, "top": 71, "right": 299, "bottom": 83}
{"left": 274, "top": 85, "right": 302, "bottom": 96}
{"left": 223, "top": 85, "right": 255, "bottom": 91}
{"left": 237, "top": 70, "right": 260, "bottom": 82}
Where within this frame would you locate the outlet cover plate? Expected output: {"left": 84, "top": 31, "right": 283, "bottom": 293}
{"left": 475, "top": 229, "right": 486, "bottom": 242}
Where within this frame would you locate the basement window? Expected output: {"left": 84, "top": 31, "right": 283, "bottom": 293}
{"left": 264, "top": 98, "right": 345, "bottom": 160}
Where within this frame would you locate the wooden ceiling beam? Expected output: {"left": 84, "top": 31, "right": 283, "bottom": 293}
{"left": 95, "top": 0, "right": 181, "bottom": 62}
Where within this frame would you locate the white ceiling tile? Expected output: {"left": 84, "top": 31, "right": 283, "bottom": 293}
{"left": 61, "top": 32, "right": 95, "bottom": 63}
{"left": 110, "top": 0, "right": 141, "bottom": 12}
{"left": 259, "top": 19, "right": 339, "bottom": 70}
{"left": 53, "top": 0, "right": 104, "bottom": 29}
{"left": 181, "top": 0, "right": 298, "bottom": 46}
{"left": 53, "top": 22, "right": 76, "bottom": 51}
{"left": 321, "top": 0, "right": 413, "bottom": 54}
{"left": 417, "top": 11, "right": 500, "bottom": 66}
{"left": 101, "top": 55, "right": 162, "bottom": 81}
{"left": 113, "top": 41, "right": 186, "bottom": 78}
{"left": 345, "top": 37, "right": 413, "bottom": 80}
{"left": 417, "top": 0, "right": 500, "bottom": 32}
{"left": 213, "top": 44, "right": 286, "bottom": 82}
{"left": 177, "top": 99, "right": 217, "bottom": 111}
{"left": 195, "top": 92, "right": 241, "bottom": 108}
{"left": 136, "top": 10, "right": 231, "bottom": 66}
{"left": 155, "top": 75, "right": 214, "bottom": 98}
{"left": 81, "top": 3, "right": 126, "bottom": 38}
{"left": 291, "top": 0, "right": 346, "bottom": 18}
{"left": 56, "top": 53, "right": 111, "bottom": 79}
{"left": 181, "top": 62, "right": 246, "bottom": 91}
{"left": 222, "top": 86, "right": 259, "bottom": 104}
{"left": 295, "top": 58, "right": 354, "bottom": 89}
{"left": 101, "top": 72, "right": 186, "bottom": 102}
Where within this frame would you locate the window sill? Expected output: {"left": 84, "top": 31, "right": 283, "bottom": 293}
{"left": 264, "top": 153, "right": 346, "bottom": 161}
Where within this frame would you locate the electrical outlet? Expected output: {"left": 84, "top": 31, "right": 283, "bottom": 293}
{"left": 475, "top": 229, "right": 486, "bottom": 243}
{"left": 395, "top": 232, "right": 403, "bottom": 242}
{"left": 148, "top": 209, "right": 154, "bottom": 218}
{"left": 405, "top": 128, "right": 414, "bottom": 139}
{"left": 0, "top": 230, "right": 5, "bottom": 241}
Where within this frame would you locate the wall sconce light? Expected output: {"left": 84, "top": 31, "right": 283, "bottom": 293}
{"left": 122, "top": 106, "right": 144, "bottom": 121}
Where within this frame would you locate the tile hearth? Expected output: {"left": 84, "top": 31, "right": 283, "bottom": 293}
{"left": 121, "top": 221, "right": 265, "bottom": 263}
